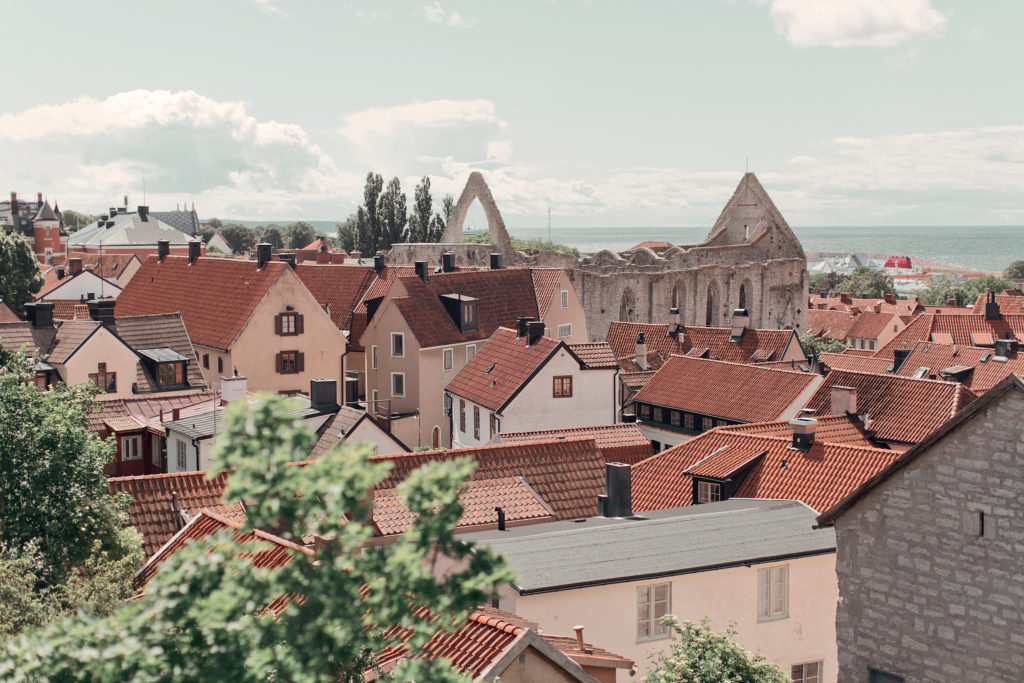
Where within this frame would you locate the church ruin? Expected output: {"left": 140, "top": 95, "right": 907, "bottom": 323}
{"left": 387, "top": 171, "right": 808, "bottom": 340}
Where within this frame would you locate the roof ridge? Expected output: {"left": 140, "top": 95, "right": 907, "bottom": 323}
{"left": 665, "top": 353, "right": 808, "bottom": 374}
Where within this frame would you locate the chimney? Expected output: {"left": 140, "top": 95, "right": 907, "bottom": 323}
{"left": 516, "top": 316, "right": 533, "bottom": 338}
{"left": 892, "top": 346, "right": 911, "bottom": 372}
{"left": 86, "top": 299, "right": 116, "bottom": 327}
{"left": 526, "top": 320, "right": 545, "bottom": 345}
{"left": 278, "top": 252, "right": 296, "bottom": 268}
{"left": 157, "top": 240, "right": 170, "bottom": 261}
{"left": 37, "top": 192, "right": 42, "bottom": 204}
{"left": 573, "top": 626, "right": 586, "bottom": 653}
{"left": 670, "top": 306, "right": 681, "bottom": 326}
{"left": 442, "top": 251, "right": 455, "bottom": 273}
{"left": 171, "top": 408, "right": 181, "bottom": 421}
{"left": 789, "top": 417, "right": 817, "bottom": 451}
{"left": 830, "top": 385, "right": 857, "bottom": 415}
{"left": 68, "top": 257, "right": 83, "bottom": 276}
{"left": 600, "top": 462, "right": 632, "bottom": 518}
{"left": 994, "top": 339, "right": 1017, "bottom": 359}
{"left": 138, "top": 205, "right": 149, "bottom": 221}
{"left": 635, "top": 332, "right": 648, "bottom": 370}
{"left": 983, "top": 290, "right": 1001, "bottom": 320}
{"left": 948, "top": 298, "right": 957, "bottom": 307}
{"left": 309, "top": 378, "right": 339, "bottom": 413}
{"left": 105, "top": 221, "right": 115, "bottom": 229}
{"left": 373, "top": 254, "right": 384, "bottom": 273}
{"left": 188, "top": 240, "right": 201, "bottom": 264}
{"left": 840, "top": 292, "right": 851, "bottom": 305}
{"left": 729, "top": 308, "right": 749, "bottom": 342}
{"left": 414, "top": 260, "right": 429, "bottom": 283}
{"left": 99, "top": 214, "right": 108, "bottom": 223}
{"left": 489, "top": 253, "right": 501, "bottom": 269}
{"left": 23, "top": 302, "right": 36, "bottom": 324}
{"left": 884, "top": 293, "right": 896, "bottom": 305}
{"left": 32, "top": 301, "right": 54, "bottom": 329}
{"left": 315, "top": 251, "right": 330, "bottom": 264}
{"left": 256, "top": 243, "right": 272, "bottom": 269}
{"left": 109, "top": 207, "right": 118, "bottom": 217}
{"left": 494, "top": 506, "right": 506, "bottom": 531}
{"left": 220, "top": 374, "right": 248, "bottom": 405}
{"left": 56, "top": 265, "right": 66, "bottom": 279}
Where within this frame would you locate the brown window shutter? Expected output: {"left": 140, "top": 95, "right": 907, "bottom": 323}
{"left": 274, "top": 313, "right": 282, "bottom": 335}
{"left": 296, "top": 314, "right": 304, "bottom": 334}
{"left": 296, "top": 352, "right": 305, "bottom": 372}
{"left": 275, "top": 352, "right": 283, "bottom": 374}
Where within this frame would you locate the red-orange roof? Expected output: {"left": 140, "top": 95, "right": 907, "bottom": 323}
{"left": 633, "top": 355, "right": 821, "bottom": 423}
{"left": 680, "top": 326, "right": 798, "bottom": 364}
{"left": 970, "top": 292, "right": 1024, "bottom": 315}
{"left": 809, "top": 295, "right": 923, "bottom": 317}
{"left": 875, "top": 312, "right": 1024, "bottom": 360}
{"left": 115, "top": 255, "right": 287, "bottom": 350}
{"left": 567, "top": 341, "right": 618, "bottom": 369}
{"left": 719, "top": 414, "right": 878, "bottom": 449}
{"left": 500, "top": 423, "right": 653, "bottom": 465}
{"left": 819, "top": 352, "right": 893, "bottom": 374}
{"left": 293, "top": 262, "right": 375, "bottom": 330}
{"left": 530, "top": 268, "right": 564, "bottom": 312}
{"left": 893, "top": 341, "right": 1024, "bottom": 394}
{"left": 806, "top": 309, "right": 859, "bottom": 341}
{"left": 0, "top": 301, "right": 18, "bottom": 323}
{"left": 606, "top": 321, "right": 678, "bottom": 360}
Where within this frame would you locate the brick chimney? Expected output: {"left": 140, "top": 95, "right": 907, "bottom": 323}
{"left": 635, "top": 332, "right": 648, "bottom": 370}
{"left": 68, "top": 258, "right": 83, "bottom": 276}
{"left": 840, "top": 292, "right": 851, "bottom": 305}
{"left": 830, "top": 385, "right": 857, "bottom": 415}
{"left": 884, "top": 293, "right": 896, "bottom": 305}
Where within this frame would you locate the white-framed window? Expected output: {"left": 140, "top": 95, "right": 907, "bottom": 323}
{"left": 466, "top": 344, "right": 476, "bottom": 361}
{"left": 697, "top": 481, "right": 721, "bottom": 503}
{"left": 557, "top": 323, "right": 572, "bottom": 338}
{"left": 371, "top": 389, "right": 379, "bottom": 414}
{"left": 371, "top": 345, "right": 378, "bottom": 369}
{"left": 121, "top": 435, "right": 142, "bottom": 461}
{"left": 684, "top": 413, "right": 694, "bottom": 429}
{"left": 443, "top": 347, "right": 454, "bottom": 371}
{"left": 152, "top": 439, "right": 162, "bottom": 467}
{"left": 391, "top": 332, "right": 404, "bottom": 357}
{"left": 757, "top": 565, "right": 789, "bottom": 621}
{"left": 560, "top": 289, "right": 569, "bottom": 308}
{"left": 391, "top": 372, "right": 405, "bottom": 397}
{"left": 176, "top": 440, "right": 187, "bottom": 470}
{"left": 792, "top": 660, "right": 823, "bottom": 683}
{"left": 637, "top": 583, "right": 671, "bottom": 642}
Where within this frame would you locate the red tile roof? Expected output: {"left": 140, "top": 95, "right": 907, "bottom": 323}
{"left": 88, "top": 390, "right": 215, "bottom": 434}
{"left": 802, "top": 369, "right": 976, "bottom": 444}
{"left": 444, "top": 327, "right": 560, "bottom": 411}
{"left": 632, "top": 355, "right": 821, "bottom": 423}
{"left": 619, "top": 370, "right": 655, "bottom": 391}
{"left": 301, "top": 237, "right": 333, "bottom": 252}
{"left": 632, "top": 428, "right": 900, "bottom": 513}
{"left": 719, "top": 414, "right": 878, "bottom": 449}
{"left": 115, "top": 255, "right": 287, "bottom": 350}
{"left": 970, "top": 292, "right": 1024, "bottom": 315}
{"left": 806, "top": 309, "right": 858, "bottom": 341}
{"left": 500, "top": 423, "right": 653, "bottom": 465}
{"left": 680, "top": 326, "right": 798, "bottom": 364}
{"left": 848, "top": 312, "right": 902, "bottom": 341}
{"left": 819, "top": 352, "right": 893, "bottom": 374}
{"left": 293, "top": 263, "right": 375, "bottom": 331}
{"left": 46, "top": 299, "right": 81, "bottom": 320}
{"left": 606, "top": 322, "right": 678, "bottom": 360}
{"left": 530, "top": 268, "right": 564, "bottom": 312}
{"left": 684, "top": 443, "right": 767, "bottom": 479}
{"left": 567, "top": 341, "right": 618, "bottom": 369}
{"left": 893, "top": 341, "right": 1024, "bottom": 394}
{"left": 809, "top": 295, "right": 923, "bottom": 317}
{"left": 0, "top": 301, "right": 19, "bottom": 323}
{"left": 875, "top": 312, "right": 1024, "bottom": 360}
{"left": 113, "top": 313, "right": 207, "bottom": 391}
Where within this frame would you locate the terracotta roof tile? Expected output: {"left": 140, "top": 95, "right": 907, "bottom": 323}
{"left": 115, "top": 255, "right": 287, "bottom": 350}
{"left": 308, "top": 406, "right": 372, "bottom": 459}
{"left": 46, "top": 299, "right": 81, "bottom": 320}
{"left": 444, "top": 327, "right": 560, "bottom": 411}
{"left": 720, "top": 414, "right": 878, "bottom": 449}
{"left": 619, "top": 370, "right": 655, "bottom": 391}
{"left": 606, "top": 322, "right": 678, "bottom": 360}
{"left": 893, "top": 341, "right": 1024, "bottom": 394}
{"left": 970, "top": 292, "right": 1024, "bottom": 315}
{"left": 684, "top": 444, "right": 767, "bottom": 479}
{"left": 530, "top": 268, "right": 564, "bottom": 312}
{"left": 0, "top": 322, "right": 57, "bottom": 356}
{"left": 113, "top": 313, "right": 206, "bottom": 391}
{"left": 633, "top": 355, "right": 821, "bottom": 423}
{"left": 500, "top": 423, "right": 653, "bottom": 465}
{"left": 293, "top": 263, "right": 375, "bottom": 330}
{"left": 875, "top": 312, "right": 1024, "bottom": 360}
{"left": 567, "top": 341, "right": 618, "bottom": 369}
{"left": 47, "top": 319, "right": 101, "bottom": 363}
{"left": 809, "top": 296, "right": 923, "bottom": 317}
{"left": 841, "top": 348, "right": 877, "bottom": 357}
{"left": 679, "top": 326, "right": 798, "bottom": 364}
{"left": 818, "top": 352, "right": 893, "bottom": 374}
{"left": 88, "top": 390, "right": 215, "bottom": 434}
{"left": 806, "top": 309, "right": 859, "bottom": 340}
{"left": 0, "top": 301, "right": 19, "bottom": 323}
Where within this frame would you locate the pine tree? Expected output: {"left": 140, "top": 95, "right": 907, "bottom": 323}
{"left": 378, "top": 177, "right": 408, "bottom": 250}
{"left": 354, "top": 172, "right": 384, "bottom": 255}
{"left": 409, "top": 176, "right": 433, "bottom": 243}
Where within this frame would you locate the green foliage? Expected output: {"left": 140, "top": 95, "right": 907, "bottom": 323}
{"left": 378, "top": 177, "right": 409, "bottom": 250}
{"left": 205, "top": 217, "right": 224, "bottom": 230}
{"left": 644, "top": 617, "right": 789, "bottom": 683}
{"left": 336, "top": 214, "right": 357, "bottom": 252}
{"left": 917, "top": 274, "right": 1012, "bottom": 306}
{"left": 430, "top": 193, "right": 454, "bottom": 242}
{"left": 355, "top": 172, "right": 385, "bottom": 256}
{"left": 205, "top": 243, "right": 223, "bottom": 254}
{"left": 462, "top": 231, "right": 580, "bottom": 257}
{"left": 0, "top": 232, "right": 44, "bottom": 313}
{"left": 799, "top": 334, "right": 847, "bottom": 356}
{"left": 60, "top": 209, "right": 98, "bottom": 233}
{"left": 1003, "top": 260, "right": 1024, "bottom": 280}
{"left": 1, "top": 395, "right": 511, "bottom": 681}
{"left": 409, "top": 176, "right": 435, "bottom": 243}
{"left": 219, "top": 223, "right": 256, "bottom": 254}
{"left": 255, "top": 224, "right": 285, "bottom": 250}
{"left": 832, "top": 266, "right": 894, "bottom": 299}
{"left": 285, "top": 221, "right": 317, "bottom": 250}
{"left": 808, "top": 271, "right": 849, "bottom": 296}
{"left": 198, "top": 225, "right": 217, "bottom": 243}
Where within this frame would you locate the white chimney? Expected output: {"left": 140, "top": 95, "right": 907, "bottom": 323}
{"left": 220, "top": 374, "right": 248, "bottom": 405}
{"left": 635, "top": 332, "right": 648, "bottom": 370}
{"left": 830, "top": 385, "right": 857, "bottom": 415}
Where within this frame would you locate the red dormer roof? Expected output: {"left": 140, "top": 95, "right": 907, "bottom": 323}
{"left": 893, "top": 340, "right": 1024, "bottom": 394}
{"left": 567, "top": 341, "right": 618, "bottom": 369}
{"left": 293, "top": 262, "right": 375, "bottom": 330}
{"left": 818, "top": 352, "right": 893, "bottom": 374}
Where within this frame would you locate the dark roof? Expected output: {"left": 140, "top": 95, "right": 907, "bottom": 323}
{"left": 33, "top": 201, "right": 58, "bottom": 222}
{"left": 307, "top": 406, "right": 409, "bottom": 459}
{"left": 461, "top": 499, "right": 835, "bottom": 593}
{"left": 148, "top": 209, "right": 201, "bottom": 236}
{"left": 69, "top": 211, "right": 194, "bottom": 246}
{"left": 113, "top": 313, "right": 206, "bottom": 391}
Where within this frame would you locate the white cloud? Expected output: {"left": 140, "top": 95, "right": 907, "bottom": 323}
{"left": 423, "top": 2, "right": 478, "bottom": 28}
{"left": 339, "top": 99, "right": 506, "bottom": 144}
{"left": 249, "top": 0, "right": 285, "bottom": 16}
{"left": 766, "top": 0, "right": 947, "bottom": 48}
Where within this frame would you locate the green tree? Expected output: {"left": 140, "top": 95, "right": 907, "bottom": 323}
{"left": 808, "top": 271, "right": 849, "bottom": 296}
{"left": 286, "top": 221, "right": 317, "bottom": 250}
{"left": 799, "top": 334, "right": 847, "bottom": 356}
{"left": 60, "top": 209, "right": 98, "bottom": 233}
{"left": 378, "top": 177, "right": 408, "bottom": 250}
{"left": 462, "top": 231, "right": 580, "bottom": 258}
{"left": 1003, "top": 260, "right": 1024, "bottom": 280}
{"left": 1, "top": 395, "right": 511, "bottom": 681}
{"left": 0, "top": 232, "right": 44, "bottom": 314}
{"left": 833, "top": 266, "right": 895, "bottom": 299}
{"left": 219, "top": 223, "right": 257, "bottom": 254}
{"left": 205, "top": 217, "right": 224, "bottom": 230}
{"left": 429, "top": 193, "right": 454, "bottom": 242}
{"left": 918, "top": 274, "right": 1012, "bottom": 306}
{"left": 409, "top": 176, "right": 435, "bottom": 243}
{"left": 644, "top": 617, "right": 788, "bottom": 683}
{"left": 355, "top": 172, "right": 384, "bottom": 255}
{"left": 255, "top": 224, "right": 285, "bottom": 250}
{"left": 198, "top": 226, "right": 217, "bottom": 243}
{"left": 336, "top": 214, "right": 357, "bottom": 252}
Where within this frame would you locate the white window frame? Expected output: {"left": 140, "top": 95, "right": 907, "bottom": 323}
{"left": 391, "top": 332, "right": 404, "bottom": 357}
{"left": 636, "top": 582, "right": 671, "bottom": 642}
{"left": 176, "top": 439, "right": 187, "bottom": 470}
{"left": 152, "top": 438, "right": 162, "bottom": 467}
{"left": 371, "top": 345, "right": 378, "bottom": 369}
{"left": 121, "top": 435, "right": 142, "bottom": 461}
{"left": 560, "top": 289, "right": 569, "bottom": 308}
{"left": 371, "top": 389, "right": 379, "bottom": 414}
{"left": 757, "top": 565, "right": 789, "bottom": 621}
{"left": 557, "top": 323, "right": 572, "bottom": 338}
{"left": 443, "top": 347, "right": 454, "bottom": 371}
{"left": 697, "top": 481, "right": 721, "bottom": 503}
{"left": 391, "top": 372, "right": 405, "bottom": 397}
{"left": 792, "top": 660, "right": 823, "bottom": 683}
{"left": 466, "top": 344, "right": 477, "bottom": 362}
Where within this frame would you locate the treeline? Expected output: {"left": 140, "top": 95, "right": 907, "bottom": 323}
{"left": 335, "top": 174, "right": 453, "bottom": 255}
{"left": 198, "top": 220, "right": 321, "bottom": 254}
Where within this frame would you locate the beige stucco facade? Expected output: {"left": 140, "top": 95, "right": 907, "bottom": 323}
{"left": 540, "top": 270, "right": 590, "bottom": 344}
{"left": 59, "top": 326, "right": 140, "bottom": 399}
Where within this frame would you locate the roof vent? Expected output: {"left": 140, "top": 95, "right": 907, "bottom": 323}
{"left": 789, "top": 417, "right": 817, "bottom": 451}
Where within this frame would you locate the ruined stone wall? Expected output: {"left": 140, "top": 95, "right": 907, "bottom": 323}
{"left": 833, "top": 388, "right": 1024, "bottom": 682}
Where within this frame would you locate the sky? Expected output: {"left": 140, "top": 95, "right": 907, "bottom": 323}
{"left": 1, "top": 0, "right": 1022, "bottom": 228}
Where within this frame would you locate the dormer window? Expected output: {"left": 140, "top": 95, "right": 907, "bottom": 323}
{"left": 138, "top": 348, "right": 190, "bottom": 389}
{"left": 696, "top": 481, "right": 721, "bottom": 503}
{"left": 439, "top": 294, "right": 479, "bottom": 334}
{"left": 157, "top": 362, "right": 185, "bottom": 386}
{"left": 462, "top": 300, "right": 477, "bottom": 332}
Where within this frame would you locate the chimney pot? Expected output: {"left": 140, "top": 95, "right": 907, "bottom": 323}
{"left": 494, "top": 506, "right": 506, "bottom": 531}
{"left": 830, "top": 385, "right": 857, "bottom": 415}
{"left": 10, "top": 192, "right": 16, "bottom": 204}
{"left": 37, "top": 192, "right": 42, "bottom": 203}
{"left": 573, "top": 625, "right": 586, "bottom": 652}
{"left": 157, "top": 240, "right": 170, "bottom": 261}
{"left": 256, "top": 243, "right": 272, "bottom": 269}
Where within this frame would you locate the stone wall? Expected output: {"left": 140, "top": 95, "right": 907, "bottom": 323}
{"left": 833, "top": 387, "right": 1024, "bottom": 682}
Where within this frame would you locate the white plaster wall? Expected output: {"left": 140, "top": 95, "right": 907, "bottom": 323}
{"left": 61, "top": 326, "right": 139, "bottom": 399}
{"left": 347, "top": 418, "right": 409, "bottom": 455}
{"left": 40, "top": 271, "right": 122, "bottom": 300}
{"left": 540, "top": 271, "right": 589, "bottom": 344}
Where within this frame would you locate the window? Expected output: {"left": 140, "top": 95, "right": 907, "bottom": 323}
{"left": 371, "top": 345, "right": 378, "bottom": 369}
{"left": 560, "top": 289, "right": 569, "bottom": 308}
{"left": 391, "top": 332, "right": 404, "bottom": 357}
{"left": 791, "top": 661, "right": 822, "bottom": 683}
{"left": 277, "top": 351, "right": 302, "bottom": 374}
{"left": 965, "top": 504, "right": 991, "bottom": 538}
{"left": 757, "top": 565, "right": 789, "bottom": 621}
{"left": 553, "top": 376, "right": 573, "bottom": 397}
{"left": 89, "top": 363, "right": 116, "bottom": 393}
{"left": 637, "top": 583, "right": 671, "bottom": 642}
{"left": 869, "top": 340, "right": 876, "bottom": 350}
{"left": 702, "top": 416, "right": 713, "bottom": 431}
{"left": 203, "top": 353, "right": 209, "bottom": 369}
{"left": 121, "top": 436, "right": 142, "bottom": 461}
{"left": 557, "top": 323, "right": 572, "bottom": 338}
{"left": 868, "top": 671, "right": 904, "bottom": 683}
{"left": 670, "top": 411, "right": 680, "bottom": 427}
{"left": 473, "top": 406, "right": 480, "bottom": 440}
{"left": 466, "top": 344, "right": 476, "bottom": 361}
{"left": 276, "top": 312, "right": 301, "bottom": 336}
{"left": 176, "top": 440, "right": 187, "bottom": 470}
{"left": 652, "top": 407, "right": 663, "bottom": 422}
{"left": 443, "top": 348, "right": 454, "bottom": 371}
{"left": 697, "top": 481, "right": 721, "bottom": 503}
{"left": 391, "top": 372, "right": 405, "bottom": 397}
{"left": 459, "top": 399, "right": 466, "bottom": 433}
{"left": 371, "top": 390, "right": 379, "bottom": 414}
{"left": 217, "top": 357, "right": 223, "bottom": 373}
{"left": 684, "top": 413, "right": 694, "bottom": 429}
{"left": 639, "top": 404, "right": 651, "bottom": 419}
{"left": 157, "top": 362, "right": 184, "bottom": 386}
{"left": 489, "top": 413, "right": 498, "bottom": 439}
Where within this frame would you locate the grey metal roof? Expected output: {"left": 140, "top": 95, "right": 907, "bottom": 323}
{"left": 137, "top": 347, "right": 189, "bottom": 363}
{"left": 461, "top": 499, "right": 835, "bottom": 594}
{"left": 164, "top": 395, "right": 325, "bottom": 440}
{"left": 68, "top": 211, "right": 192, "bottom": 247}
{"left": 149, "top": 209, "right": 200, "bottom": 236}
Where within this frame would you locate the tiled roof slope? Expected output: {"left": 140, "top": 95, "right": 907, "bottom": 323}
{"left": 308, "top": 406, "right": 370, "bottom": 459}
{"left": 47, "top": 319, "right": 101, "bottom": 363}
{"left": 680, "top": 326, "right": 798, "bottom": 364}
{"left": 86, "top": 254, "right": 139, "bottom": 280}
{"left": 392, "top": 270, "right": 540, "bottom": 348}
{"left": 115, "top": 255, "right": 286, "bottom": 350}
{"left": 893, "top": 341, "right": 1024, "bottom": 394}
{"left": 802, "top": 369, "right": 976, "bottom": 444}
{"left": 633, "top": 355, "right": 821, "bottom": 423}
{"left": 87, "top": 390, "right": 214, "bottom": 434}
{"left": 567, "top": 341, "right": 618, "bottom": 369}
{"left": 530, "top": 268, "right": 564, "bottom": 312}
{"left": 113, "top": 313, "right": 206, "bottom": 390}
{"left": 719, "top": 414, "right": 878, "bottom": 449}
{"left": 293, "top": 263, "right": 375, "bottom": 331}
{"left": 848, "top": 312, "right": 902, "bottom": 340}
{"left": 619, "top": 370, "right": 655, "bottom": 391}
{"left": 970, "top": 292, "right": 1024, "bottom": 315}
{"left": 500, "top": 424, "right": 653, "bottom": 465}
{"left": 874, "top": 312, "right": 1024, "bottom": 360}
{"left": 370, "top": 438, "right": 605, "bottom": 521}
{"left": 806, "top": 309, "right": 858, "bottom": 341}
{"left": 818, "top": 352, "right": 893, "bottom": 374}
{"left": 873, "top": 313, "right": 933, "bottom": 359}
{"left": 0, "top": 321, "right": 57, "bottom": 356}
{"left": 809, "top": 296, "right": 922, "bottom": 317}
{"left": 444, "top": 327, "right": 560, "bottom": 411}
{"left": 632, "top": 428, "right": 899, "bottom": 513}
{"left": 606, "top": 322, "right": 677, "bottom": 360}
{"left": 0, "top": 301, "right": 19, "bottom": 323}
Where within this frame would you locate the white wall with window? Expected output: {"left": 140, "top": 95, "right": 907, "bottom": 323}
{"left": 121, "top": 435, "right": 142, "bottom": 461}
{"left": 636, "top": 583, "right": 671, "bottom": 642}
